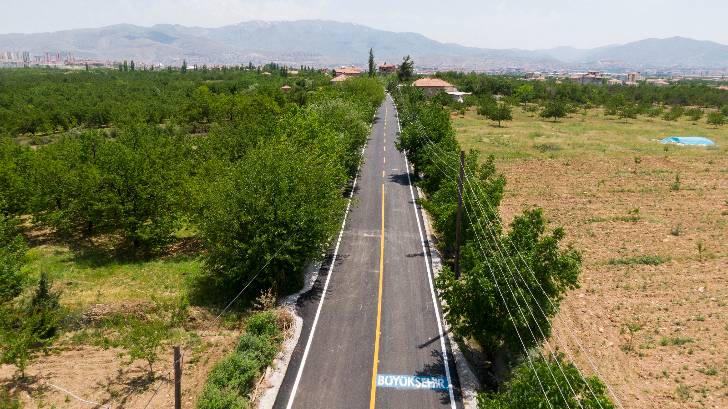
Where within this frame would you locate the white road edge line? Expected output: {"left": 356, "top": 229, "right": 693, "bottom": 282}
{"left": 284, "top": 126, "right": 368, "bottom": 409}
{"left": 396, "top": 96, "right": 457, "bottom": 409}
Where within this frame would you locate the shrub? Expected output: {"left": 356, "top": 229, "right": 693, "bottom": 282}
{"left": 0, "top": 215, "right": 26, "bottom": 304}
{"left": 197, "top": 384, "right": 249, "bottom": 409}
{"left": 477, "top": 355, "right": 615, "bottom": 409}
{"left": 685, "top": 107, "right": 704, "bottom": 122}
{"left": 662, "top": 106, "right": 684, "bottom": 121}
{"left": 707, "top": 111, "right": 725, "bottom": 127}
{"left": 121, "top": 318, "right": 167, "bottom": 376}
{"left": 196, "top": 311, "right": 285, "bottom": 409}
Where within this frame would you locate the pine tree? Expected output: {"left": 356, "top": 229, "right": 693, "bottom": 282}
{"left": 368, "top": 48, "right": 375, "bottom": 77}
{"left": 181, "top": 60, "right": 187, "bottom": 74}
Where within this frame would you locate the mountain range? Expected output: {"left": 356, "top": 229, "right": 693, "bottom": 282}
{"left": 2, "top": 20, "right": 728, "bottom": 71}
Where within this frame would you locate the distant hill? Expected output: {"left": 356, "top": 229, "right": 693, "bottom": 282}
{"left": 1, "top": 21, "right": 727, "bottom": 70}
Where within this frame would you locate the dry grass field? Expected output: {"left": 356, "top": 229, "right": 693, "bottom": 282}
{"left": 455, "top": 107, "right": 728, "bottom": 409}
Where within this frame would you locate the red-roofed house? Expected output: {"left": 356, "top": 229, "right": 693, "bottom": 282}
{"left": 412, "top": 78, "right": 457, "bottom": 96}
{"left": 378, "top": 63, "right": 396, "bottom": 74}
{"left": 333, "top": 67, "right": 363, "bottom": 77}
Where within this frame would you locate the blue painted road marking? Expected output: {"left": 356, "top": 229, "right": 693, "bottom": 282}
{"left": 376, "top": 374, "right": 448, "bottom": 391}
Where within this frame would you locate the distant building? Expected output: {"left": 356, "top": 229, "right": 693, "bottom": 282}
{"left": 412, "top": 78, "right": 457, "bottom": 96}
{"left": 571, "top": 71, "right": 605, "bottom": 85}
{"left": 333, "top": 67, "right": 363, "bottom": 77}
{"left": 281, "top": 85, "right": 292, "bottom": 93}
{"left": 646, "top": 78, "right": 670, "bottom": 86}
{"left": 608, "top": 78, "right": 624, "bottom": 86}
{"left": 378, "top": 63, "right": 396, "bottom": 74}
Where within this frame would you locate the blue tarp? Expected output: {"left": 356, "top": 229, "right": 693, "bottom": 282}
{"left": 660, "top": 136, "right": 716, "bottom": 146}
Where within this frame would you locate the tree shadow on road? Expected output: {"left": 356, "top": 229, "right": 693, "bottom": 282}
{"left": 414, "top": 349, "right": 463, "bottom": 406}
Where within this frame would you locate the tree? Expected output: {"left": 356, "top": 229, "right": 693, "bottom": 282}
{"left": 123, "top": 60, "right": 128, "bottom": 72}
{"left": 540, "top": 100, "right": 567, "bottom": 121}
{"left": 397, "top": 55, "right": 414, "bottom": 83}
{"left": 617, "top": 101, "right": 638, "bottom": 123}
{"left": 122, "top": 318, "right": 166, "bottom": 377}
{"left": 181, "top": 60, "right": 188, "bottom": 74}
{"left": 196, "top": 132, "right": 348, "bottom": 299}
{"left": 514, "top": 84, "right": 535, "bottom": 107}
{"left": 686, "top": 107, "right": 704, "bottom": 122}
{"left": 478, "top": 355, "right": 615, "bottom": 409}
{"left": 488, "top": 102, "right": 513, "bottom": 127}
{"left": 0, "top": 215, "right": 26, "bottom": 304}
{"left": 130, "top": 60, "right": 135, "bottom": 71}
{"left": 368, "top": 48, "right": 375, "bottom": 78}
{"left": 707, "top": 111, "right": 725, "bottom": 127}
{"left": 437, "top": 208, "right": 581, "bottom": 358}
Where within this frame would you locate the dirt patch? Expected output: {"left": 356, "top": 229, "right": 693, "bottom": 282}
{"left": 0, "top": 331, "right": 238, "bottom": 409}
{"left": 498, "top": 155, "right": 728, "bottom": 409}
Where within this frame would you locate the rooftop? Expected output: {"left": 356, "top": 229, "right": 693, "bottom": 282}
{"left": 412, "top": 78, "right": 454, "bottom": 88}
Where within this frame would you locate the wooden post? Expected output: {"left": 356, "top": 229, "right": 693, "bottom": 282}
{"left": 174, "top": 346, "right": 182, "bottom": 409}
{"left": 454, "top": 150, "right": 465, "bottom": 279}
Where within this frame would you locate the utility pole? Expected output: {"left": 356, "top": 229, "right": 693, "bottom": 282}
{"left": 174, "top": 346, "right": 182, "bottom": 409}
{"left": 454, "top": 150, "right": 464, "bottom": 279}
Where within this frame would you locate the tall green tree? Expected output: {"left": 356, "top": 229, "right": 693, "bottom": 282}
{"left": 368, "top": 48, "right": 376, "bottom": 78}
{"left": 488, "top": 102, "right": 513, "bottom": 127}
{"left": 397, "top": 55, "right": 415, "bottom": 83}
{"left": 540, "top": 100, "right": 568, "bottom": 121}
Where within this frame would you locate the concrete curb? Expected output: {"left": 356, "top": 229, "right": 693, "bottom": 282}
{"left": 416, "top": 186, "right": 481, "bottom": 409}
{"left": 257, "top": 261, "right": 320, "bottom": 409}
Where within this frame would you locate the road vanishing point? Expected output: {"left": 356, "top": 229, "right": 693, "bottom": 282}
{"left": 273, "top": 95, "right": 463, "bottom": 409}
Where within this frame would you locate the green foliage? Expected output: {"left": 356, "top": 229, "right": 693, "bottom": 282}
{"left": 540, "top": 101, "right": 568, "bottom": 121}
{"left": 437, "top": 209, "right": 581, "bottom": 354}
{"left": 487, "top": 102, "right": 513, "bottom": 127}
{"left": 663, "top": 106, "right": 684, "bottom": 121}
{"left": 685, "top": 107, "right": 704, "bottom": 121}
{"left": 195, "top": 130, "right": 348, "bottom": 299}
{"left": 397, "top": 55, "right": 415, "bottom": 83}
{"left": 477, "top": 355, "right": 615, "bottom": 409}
{"left": 0, "top": 215, "right": 27, "bottom": 304}
{"left": 368, "top": 48, "right": 375, "bottom": 78}
{"left": 0, "top": 273, "right": 62, "bottom": 376}
{"left": 0, "top": 389, "right": 21, "bottom": 409}
{"left": 120, "top": 318, "right": 167, "bottom": 375}
{"left": 196, "top": 311, "right": 283, "bottom": 409}
{"left": 608, "top": 255, "right": 669, "bottom": 265}
{"left": 707, "top": 111, "right": 725, "bottom": 127}
{"left": 31, "top": 127, "right": 189, "bottom": 252}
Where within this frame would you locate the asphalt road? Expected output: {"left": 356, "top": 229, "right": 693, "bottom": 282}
{"left": 273, "top": 95, "right": 462, "bottom": 409}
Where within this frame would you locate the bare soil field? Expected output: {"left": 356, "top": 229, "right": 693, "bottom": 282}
{"left": 455, "top": 107, "right": 728, "bottom": 409}
{"left": 0, "top": 329, "right": 238, "bottom": 409}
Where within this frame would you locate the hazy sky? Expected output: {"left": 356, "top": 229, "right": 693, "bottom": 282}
{"left": 4, "top": 0, "right": 728, "bottom": 49}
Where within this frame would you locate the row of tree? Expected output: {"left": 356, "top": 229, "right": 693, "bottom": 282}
{"left": 0, "top": 70, "right": 384, "bottom": 375}
{"left": 391, "top": 82, "right": 614, "bottom": 407}
{"left": 436, "top": 71, "right": 728, "bottom": 109}
{"left": 0, "top": 68, "right": 330, "bottom": 136}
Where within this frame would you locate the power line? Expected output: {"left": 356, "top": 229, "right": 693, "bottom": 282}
{"left": 412, "top": 129, "right": 624, "bottom": 408}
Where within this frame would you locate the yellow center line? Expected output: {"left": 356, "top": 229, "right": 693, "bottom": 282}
{"left": 369, "top": 183, "right": 385, "bottom": 409}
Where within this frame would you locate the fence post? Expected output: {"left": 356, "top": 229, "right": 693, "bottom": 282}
{"left": 174, "top": 346, "right": 182, "bottom": 409}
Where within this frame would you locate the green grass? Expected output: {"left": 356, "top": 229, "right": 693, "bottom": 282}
{"left": 23, "top": 244, "right": 202, "bottom": 309}
{"left": 660, "top": 336, "right": 694, "bottom": 346}
{"left": 608, "top": 255, "right": 670, "bottom": 266}
{"left": 454, "top": 107, "right": 728, "bottom": 165}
